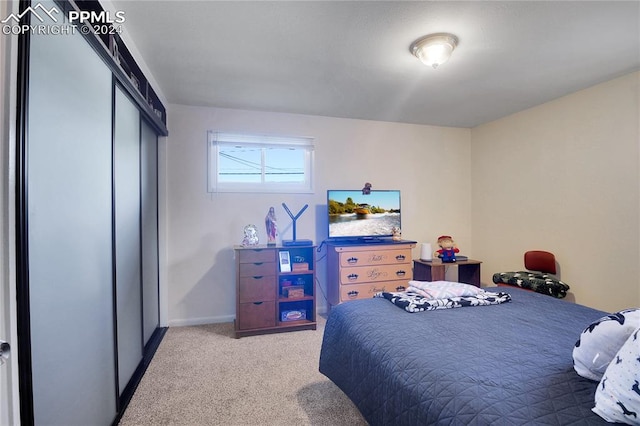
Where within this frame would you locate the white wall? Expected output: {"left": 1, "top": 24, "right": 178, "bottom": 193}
{"left": 471, "top": 71, "right": 640, "bottom": 312}
{"left": 165, "top": 105, "right": 471, "bottom": 325}
{"left": 165, "top": 75, "right": 639, "bottom": 324}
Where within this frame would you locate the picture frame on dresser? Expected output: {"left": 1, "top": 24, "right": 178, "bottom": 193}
{"left": 279, "top": 250, "right": 291, "bottom": 272}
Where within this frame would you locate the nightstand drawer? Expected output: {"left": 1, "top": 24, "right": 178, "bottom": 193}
{"left": 339, "top": 248, "right": 411, "bottom": 267}
{"left": 237, "top": 301, "right": 276, "bottom": 330}
{"left": 239, "top": 276, "right": 276, "bottom": 303}
{"left": 340, "top": 264, "right": 410, "bottom": 285}
{"left": 239, "top": 261, "right": 275, "bottom": 278}
{"left": 239, "top": 249, "right": 275, "bottom": 264}
{"left": 339, "top": 281, "right": 408, "bottom": 302}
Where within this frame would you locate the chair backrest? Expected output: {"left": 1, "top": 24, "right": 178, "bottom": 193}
{"left": 524, "top": 250, "right": 556, "bottom": 275}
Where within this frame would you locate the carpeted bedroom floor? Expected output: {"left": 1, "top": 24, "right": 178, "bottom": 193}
{"left": 118, "top": 315, "right": 368, "bottom": 425}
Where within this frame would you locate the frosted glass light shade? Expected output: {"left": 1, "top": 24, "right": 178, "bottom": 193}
{"left": 410, "top": 33, "right": 459, "bottom": 69}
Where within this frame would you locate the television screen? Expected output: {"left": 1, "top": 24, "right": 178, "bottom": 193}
{"left": 327, "top": 190, "right": 401, "bottom": 240}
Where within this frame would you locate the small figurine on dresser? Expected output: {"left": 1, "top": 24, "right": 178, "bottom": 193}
{"left": 242, "top": 224, "right": 259, "bottom": 246}
{"left": 434, "top": 235, "right": 459, "bottom": 263}
{"left": 265, "top": 206, "right": 277, "bottom": 246}
{"left": 391, "top": 227, "right": 402, "bottom": 241}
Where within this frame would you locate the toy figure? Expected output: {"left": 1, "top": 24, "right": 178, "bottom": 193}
{"left": 392, "top": 227, "right": 402, "bottom": 241}
{"left": 435, "top": 235, "right": 459, "bottom": 263}
{"left": 242, "top": 224, "right": 259, "bottom": 246}
{"left": 265, "top": 207, "right": 277, "bottom": 246}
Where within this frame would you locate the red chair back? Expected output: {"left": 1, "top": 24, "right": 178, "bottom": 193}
{"left": 524, "top": 250, "right": 556, "bottom": 274}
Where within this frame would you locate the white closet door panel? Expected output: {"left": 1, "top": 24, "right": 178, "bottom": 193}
{"left": 114, "top": 86, "right": 142, "bottom": 394}
{"left": 141, "top": 119, "right": 159, "bottom": 344}
{"left": 27, "top": 3, "right": 116, "bottom": 424}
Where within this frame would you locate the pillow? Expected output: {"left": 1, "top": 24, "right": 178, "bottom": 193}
{"left": 592, "top": 327, "right": 640, "bottom": 424}
{"left": 573, "top": 308, "right": 640, "bottom": 381}
{"left": 407, "top": 280, "right": 484, "bottom": 300}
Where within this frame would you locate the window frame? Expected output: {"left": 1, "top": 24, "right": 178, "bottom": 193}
{"left": 207, "top": 131, "right": 315, "bottom": 193}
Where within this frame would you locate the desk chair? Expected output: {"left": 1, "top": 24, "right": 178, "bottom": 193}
{"left": 492, "top": 250, "right": 569, "bottom": 298}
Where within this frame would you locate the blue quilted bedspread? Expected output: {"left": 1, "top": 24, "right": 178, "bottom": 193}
{"left": 319, "top": 287, "right": 610, "bottom": 425}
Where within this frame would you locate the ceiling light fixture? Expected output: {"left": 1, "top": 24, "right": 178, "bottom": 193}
{"left": 410, "top": 33, "right": 459, "bottom": 69}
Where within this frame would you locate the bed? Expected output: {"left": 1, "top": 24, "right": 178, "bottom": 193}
{"left": 319, "top": 286, "right": 614, "bottom": 425}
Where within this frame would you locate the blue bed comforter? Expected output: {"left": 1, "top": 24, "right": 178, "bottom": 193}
{"left": 319, "top": 287, "right": 610, "bottom": 425}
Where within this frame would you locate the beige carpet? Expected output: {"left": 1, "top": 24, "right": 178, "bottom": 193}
{"left": 118, "top": 316, "right": 368, "bottom": 426}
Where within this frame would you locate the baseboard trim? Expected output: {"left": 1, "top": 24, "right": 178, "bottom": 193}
{"left": 169, "top": 307, "right": 328, "bottom": 328}
{"left": 169, "top": 315, "right": 235, "bottom": 327}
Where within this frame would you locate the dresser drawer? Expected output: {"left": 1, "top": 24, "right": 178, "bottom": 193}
{"left": 339, "top": 281, "right": 409, "bottom": 302}
{"left": 239, "top": 261, "right": 275, "bottom": 278}
{"left": 339, "top": 248, "right": 411, "bottom": 267}
{"left": 237, "top": 301, "right": 276, "bottom": 330}
{"left": 239, "top": 275, "right": 276, "bottom": 303}
{"left": 238, "top": 249, "right": 275, "bottom": 264}
{"left": 340, "top": 264, "right": 410, "bottom": 285}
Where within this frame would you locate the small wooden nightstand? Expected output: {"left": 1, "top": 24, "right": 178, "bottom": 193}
{"left": 413, "top": 258, "right": 482, "bottom": 287}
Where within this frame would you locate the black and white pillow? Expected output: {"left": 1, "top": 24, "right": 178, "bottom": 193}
{"left": 573, "top": 308, "right": 640, "bottom": 381}
{"left": 592, "top": 327, "right": 640, "bottom": 424}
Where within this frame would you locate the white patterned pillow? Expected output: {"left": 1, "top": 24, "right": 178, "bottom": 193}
{"left": 573, "top": 308, "right": 640, "bottom": 381}
{"left": 407, "top": 280, "right": 483, "bottom": 300}
{"left": 592, "top": 327, "right": 640, "bottom": 424}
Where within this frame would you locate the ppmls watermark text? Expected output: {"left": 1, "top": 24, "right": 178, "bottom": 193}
{"left": 1, "top": 4, "right": 125, "bottom": 35}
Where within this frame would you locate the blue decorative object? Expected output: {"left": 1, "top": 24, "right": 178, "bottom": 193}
{"left": 282, "top": 203, "right": 312, "bottom": 246}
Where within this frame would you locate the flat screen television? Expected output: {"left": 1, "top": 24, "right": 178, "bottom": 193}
{"left": 327, "top": 189, "right": 401, "bottom": 241}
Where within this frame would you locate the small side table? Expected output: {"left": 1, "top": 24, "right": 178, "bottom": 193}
{"left": 413, "top": 259, "right": 482, "bottom": 287}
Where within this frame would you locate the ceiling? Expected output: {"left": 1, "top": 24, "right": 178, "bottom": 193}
{"left": 111, "top": 1, "right": 640, "bottom": 128}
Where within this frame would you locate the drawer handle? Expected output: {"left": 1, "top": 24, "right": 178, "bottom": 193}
{"left": 396, "top": 270, "right": 406, "bottom": 277}
{"left": 252, "top": 276, "right": 263, "bottom": 279}
{"left": 347, "top": 257, "right": 359, "bottom": 264}
{"left": 253, "top": 262, "right": 264, "bottom": 266}
{"left": 396, "top": 255, "right": 406, "bottom": 261}
{"left": 253, "top": 302, "right": 263, "bottom": 305}
{"left": 347, "top": 290, "right": 359, "bottom": 298}
{"left": 347, "top": 273, "right": 359, "bottom": 281}
{"left": 396, "top": 285, "right": 406, "bottom": 291}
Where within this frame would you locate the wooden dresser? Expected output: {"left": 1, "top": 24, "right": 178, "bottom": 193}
{"left": 234, "top": 245, "right": 316, "bottom": 338}
{"left": 326, "top": 241, "right": 416, "bottom": 306}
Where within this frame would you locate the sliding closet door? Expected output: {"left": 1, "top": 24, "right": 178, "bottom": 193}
{"left": 27, "top": 3, "right": 116, "bottom": 424}
{"left": 141, "top": 120, "right": 160, "bottom": 344}
{"left": 114, "top": 87, "right": 143, "bottom": 394}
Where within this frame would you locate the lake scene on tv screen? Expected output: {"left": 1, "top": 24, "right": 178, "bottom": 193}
{"left": 328, "top": 190, "right": 401, "bottom": 237}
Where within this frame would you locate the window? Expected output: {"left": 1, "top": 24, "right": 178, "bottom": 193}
{"left": 207, "top": 132, "right": 315, "bottom": 193}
